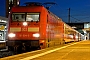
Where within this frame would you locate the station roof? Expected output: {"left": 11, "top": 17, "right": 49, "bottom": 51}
{"left": 0, "top": 16, "right": 8, "bottom": 25}
{"left": 0, "top": 16, "right": 8, "bottom": 21}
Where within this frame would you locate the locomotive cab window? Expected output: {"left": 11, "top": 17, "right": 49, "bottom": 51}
{"left": 26, "top": 13, "right": 40, "bottom": 22}
{"left": 12, "top": 13, "right": 25, "bottom": 21}
{"left": 12, "top": 13, "right": 40, "bottom": 22}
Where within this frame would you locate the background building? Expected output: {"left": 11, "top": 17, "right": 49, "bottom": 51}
{"left": 67, "top": 22, "right": 90, "bottom": 40}
{"left": 6, "top": 0, "right": 20, "bottom": 18}
{"left": 0, "top": 16, "right": 7, "bottom": 41}
{"left": 66, "top": 23, "right": 84, "bottom": 34}
{"left": 83, "top": 22, "right": 90, "bottom": 40}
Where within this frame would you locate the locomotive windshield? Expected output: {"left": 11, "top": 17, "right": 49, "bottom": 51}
{"left": 12, "top": 13, "right": 40, "bottom": 22}
{"left": 26, "top": 13, "right": 39, "bottom": 22}
{"left": 12, "top": 13, "right": 25, "bottom": 21}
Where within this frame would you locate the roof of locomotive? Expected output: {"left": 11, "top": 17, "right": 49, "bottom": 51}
{"left": 11, "top": 2, "right": 63, "bottom": 22}
{"left": 11, "top": 2, "right": 44, "bottom": 9}
{"left": 11, "top": 3, "right": 46, "bottom": 13}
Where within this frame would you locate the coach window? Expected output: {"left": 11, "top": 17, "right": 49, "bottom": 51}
{"left": 12, "top": 13, "right": 25, "bottom": 21}
{"left": 26, "top": 13, "right": 40, "bottom": 22}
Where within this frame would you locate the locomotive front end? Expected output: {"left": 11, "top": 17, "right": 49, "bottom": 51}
{"left": 7, "top": 6, "right": 43, "bottom": 53}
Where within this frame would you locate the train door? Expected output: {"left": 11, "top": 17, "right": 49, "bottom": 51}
{"left": 0, "top": 25, "right": 7, "bottom": 49}
{"left": 0, "top": 25, "right": 6, "bottom": 41}
{"left": 0, "top": 32, "right": 4, "bottom": 40}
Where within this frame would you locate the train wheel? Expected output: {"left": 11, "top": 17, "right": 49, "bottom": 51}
{"left": 63, "top": 40, "right": 65, "bottom": 44}
{"left": 8, "top": 46, "right": 14, "bottom": 51}
{"left": 14, "top": 45, "right": 19, "bottom": 54}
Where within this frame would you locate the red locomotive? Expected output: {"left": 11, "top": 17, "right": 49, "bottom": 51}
{"left": 7, "top": 2, "right": 83, "bottom": 53}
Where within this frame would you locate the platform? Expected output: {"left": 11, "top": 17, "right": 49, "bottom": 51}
{"left": 0, "top": 40, "right": 90, "bottom": 60}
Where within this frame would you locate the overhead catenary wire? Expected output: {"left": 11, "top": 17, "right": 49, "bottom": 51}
{"left": 70, "top": 16, "right": 84, "bottom": 23}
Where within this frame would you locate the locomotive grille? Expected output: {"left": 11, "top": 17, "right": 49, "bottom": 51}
{"left": 28, "top": 27, "right": 39, "bottom": 32}
{"left": 10, "top": 27, "right": 21, "bottom": 32}
{"left": 10, "top": 27, "right": 39, "bottom": 32}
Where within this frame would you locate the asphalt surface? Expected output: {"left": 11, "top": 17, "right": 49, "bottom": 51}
{"left": 1, "top": 40, "right": 90, "bottom": 60}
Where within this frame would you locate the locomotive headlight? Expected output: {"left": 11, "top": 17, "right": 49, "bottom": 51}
{"left": 23, "top": 22, "right": 27, "bottom": 26}
{"left": 33, "top": 33, "right": 40, "bottom": 37}
{"left": 8, "top": 33, "right": 16, "bottom": 38}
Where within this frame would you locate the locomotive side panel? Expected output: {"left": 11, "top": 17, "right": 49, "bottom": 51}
{"left": 46, "top": 11, "right": 64, "bottom": 48}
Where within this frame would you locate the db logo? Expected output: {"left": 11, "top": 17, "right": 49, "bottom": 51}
{"left": 22, "top": 28, "right": 27, "bottom": 31}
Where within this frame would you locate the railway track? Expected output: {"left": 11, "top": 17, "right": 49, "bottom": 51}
{"left": 0, "top": 51, "right": 14, "bottom": 58}
{"left": 0, "top": 47, "right": 40, "bottom": 58}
